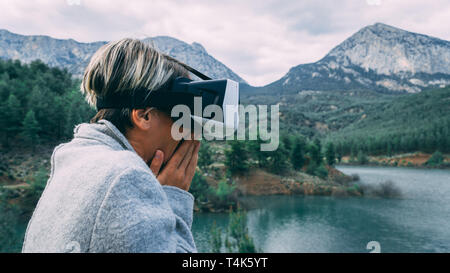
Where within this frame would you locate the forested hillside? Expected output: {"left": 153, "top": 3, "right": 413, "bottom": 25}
{"left": 0, "top": 59, "right": 94, "bottom": 147}
{"left": 242, "top": 86, "right": 449, "bottom": 158}
{"left": 326, "top": 87, "right": 450, "bottom": 156}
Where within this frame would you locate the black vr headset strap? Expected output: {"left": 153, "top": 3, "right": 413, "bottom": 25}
{"left": 163, "top": 55, "right": 212, "bottom": 80}
{"left": 96, "top": 77, "right": 203, "bottom": 110}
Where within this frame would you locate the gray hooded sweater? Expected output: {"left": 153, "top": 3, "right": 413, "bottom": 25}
{"left": 22, "top": 120, "right": 197, "bottom": 253}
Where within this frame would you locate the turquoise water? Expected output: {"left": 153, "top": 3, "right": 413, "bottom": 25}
{"left": 192, "top": 166, "right": 450, "bottom": 253}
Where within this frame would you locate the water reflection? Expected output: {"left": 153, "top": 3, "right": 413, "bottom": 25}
{"left": 192, "top": 167, "right": 450, "bottom": 253}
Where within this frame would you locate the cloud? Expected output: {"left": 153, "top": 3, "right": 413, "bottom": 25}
{"left": 0, "top": 0, "right": 448, "bottom": 86}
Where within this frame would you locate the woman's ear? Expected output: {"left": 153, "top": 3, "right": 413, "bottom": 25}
{"left": 130, "top": 108, "right": 154, "bottom": 130}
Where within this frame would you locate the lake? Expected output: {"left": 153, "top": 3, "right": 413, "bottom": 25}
{"left": 191, "top": 166, "right": 450, "bottom": 253}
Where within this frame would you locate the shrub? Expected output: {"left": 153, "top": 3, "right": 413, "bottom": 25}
{"left": 210, "top": 208, "right": 257, "bottom": 253}
{"left": 306, "top": 162, "right": 328, "bottom": 179}
{"left": 213, "top": 180, "right": 236, "bottom": 203}
{"left": 425, "top": 151, "right": 444, "bottom": 167}
{"left": 0, "top": 201, "right": 24, "bottom": 253}
{"left": 210, "top": 221, "right": 222, "bottom": 253}
{"left": 360, "top": 180, "right": 402, "bottom": 198}
{"left": 21, "top": 167, "right": 48, "bottom": 215}
{"left": 189, "top": 172, "right": 210, "bottom": 203}
{"left": 306, "top": 161, "right": 317, "bottom": 176}
{"left": 346, "top": 184, "right": 362, "bottom": 195}
{"left": 351, "top": 173, "right": 360, "bottom": 182}
{"left": 314, "top": 164, "right": 329, "bottom": 179}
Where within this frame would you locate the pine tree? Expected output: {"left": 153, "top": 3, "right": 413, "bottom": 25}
{"left": 4, "top": 94, "right": 22, "bottom": 143}
{"left": 281, "top": 135, "right": 293, "bottom": 155}
{"left": 267, "top": 142, "right": 290, "bottom": 175}
{"left": 291, "top": 137, "right": 306, "bottom": 170}
{"left": 21, "top": 110, "right": 40, "bottom": 145}
{"left": 308, "top": 142, "right": 322, "bottom": 165}
{"left": 357, "top": 150, "right": 368, "bottom": 165}
{"left": 387, "top": 142, "right": 392, "bottom": 157}
{"left": 65, "top": 102, "right": 83, "bottom": 137}
{"left": 313, "top": 138, "right": 322, "bottom": 164}
{"left": 248, "top": 138, "right": 269, "bottom": 168}
{"left": 336, "top": 143, "right": 343, "bottom": 163}
{"left": 198, "top": 141, "right": 214, "bottom": 170}
{"left": 225, "top": 141, "right": 249, "bottom": 175}
{"left": 325, "top": 142, "right": 336, "bottom": 166}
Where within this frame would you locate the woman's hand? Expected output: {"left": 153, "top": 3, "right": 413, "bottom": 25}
{"left": 149, "top": 140, "right": 200, "bottom": 191}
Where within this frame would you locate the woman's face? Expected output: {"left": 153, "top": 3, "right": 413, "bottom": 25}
{"left": 127, "top": 107, "right": 192, "bottom": 167}
{"left": 149, "top": 109, "right": 181, "bottom": 164}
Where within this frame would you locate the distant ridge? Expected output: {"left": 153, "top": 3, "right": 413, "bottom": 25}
{"left": 0, "top": 29, "right": 246, "bottom": 83}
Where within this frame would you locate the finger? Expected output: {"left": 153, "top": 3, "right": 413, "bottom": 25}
{"left": 149, "top": 150, "right": 164, "bottom": 176}
{"left": 184, "top": 142, "right": 200, "bottom": 186}
{"left": 178, "top": 141, "right": 196, "bottom": 169}
{"left": 165, "top": 140, "right": 192, "bottom": 169}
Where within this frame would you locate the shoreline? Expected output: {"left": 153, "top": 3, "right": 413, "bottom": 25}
{"left": 339, "top": 152, "right": 450, "bottom": 170}
{"left": 337, "top": 162, "right": 450, "bottom": 170}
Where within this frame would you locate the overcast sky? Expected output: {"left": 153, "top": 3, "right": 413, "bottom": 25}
{"left": 1, "top": 0, "right": 449, "bottom": 86}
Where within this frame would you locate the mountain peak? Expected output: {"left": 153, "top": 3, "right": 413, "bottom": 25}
{"left": 191, "top": 42, "right": 206, "bottom": 53}
{"left": 354, "top": 22, "right": 416, "bottom": 40}
{"left": 269, "top": 23, "right": 450, "bottom": 93}
{"left": 367, "top": 22, "right": 400, "bottom": 32}
{"left": 324, "top": 23, "right": 450, "bottom": 76}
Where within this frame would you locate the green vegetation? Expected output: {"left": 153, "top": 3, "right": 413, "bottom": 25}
{"left": 209, "top": 208, "right": 257, "bottom": 253}
{"left": 224, "top": 133, "right": 331, "bottom": 179}
{"left": 356, "top": 150, "right": 369, "bottom": 165}
{"left": 241, "top": 89, "right": 389, "bottom": 137}
{"left": 224, "top": 140, "right": 250, "bottom": 175}
{"left": 266, "top": 141, "right": 291, "bottom": 175}
{"left": 425, "top": 151, "right": 448, "bottom": 168}
{"left": 242, "top": 86, "right": 450, "bottom": 159}
{"left": 326, "top": 88, "right": 450, "bottom": 157}
{"left": 325, "top": 142, "right": 336, "bottom": 166}
{"left": 198, "top": 141, "right": 214, "bottom": 169}
{"left": 0, "top": 166, "right": 48, "bottom": 252}
{"left": 0, "top": 59, "right": 95, "bottom": 147}
{"left": 426, "top": 151, "right": 444, "bottom": 166}
{"left": 21, "top": 110, "right": 41, "bottom": 145}
{"left": 188, "top": 172, "right": 211, "bottom": 203}
{"left": 189, "top": 171, "right": 238, "bottom": 212}
{"left": 0, "top": 197, "right": 23, "bottom": 253}
{"left": 291, "top": 136, "right": 306, "bottom": 170}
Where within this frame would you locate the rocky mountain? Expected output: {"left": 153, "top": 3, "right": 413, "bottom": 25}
{"left": 0, "top": 29, "right": 246, "bottom": 83}
{"left": 144, "top": 36, "right": 245, "bottom": 82}
{"left": 264, "top": 23, "right": 450, "bottom": 93}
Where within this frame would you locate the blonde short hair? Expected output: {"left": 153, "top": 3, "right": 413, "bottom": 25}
{"left": 81, "top": 38, "right": 190, "bottom": 133}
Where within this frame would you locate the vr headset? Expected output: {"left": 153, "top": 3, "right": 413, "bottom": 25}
{"left": 96, "top": 62, "right": 239, "bottom": 138}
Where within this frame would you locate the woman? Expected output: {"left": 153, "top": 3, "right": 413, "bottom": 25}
{"left": 22, "top": 38, "right": 200, "bottom": 253}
